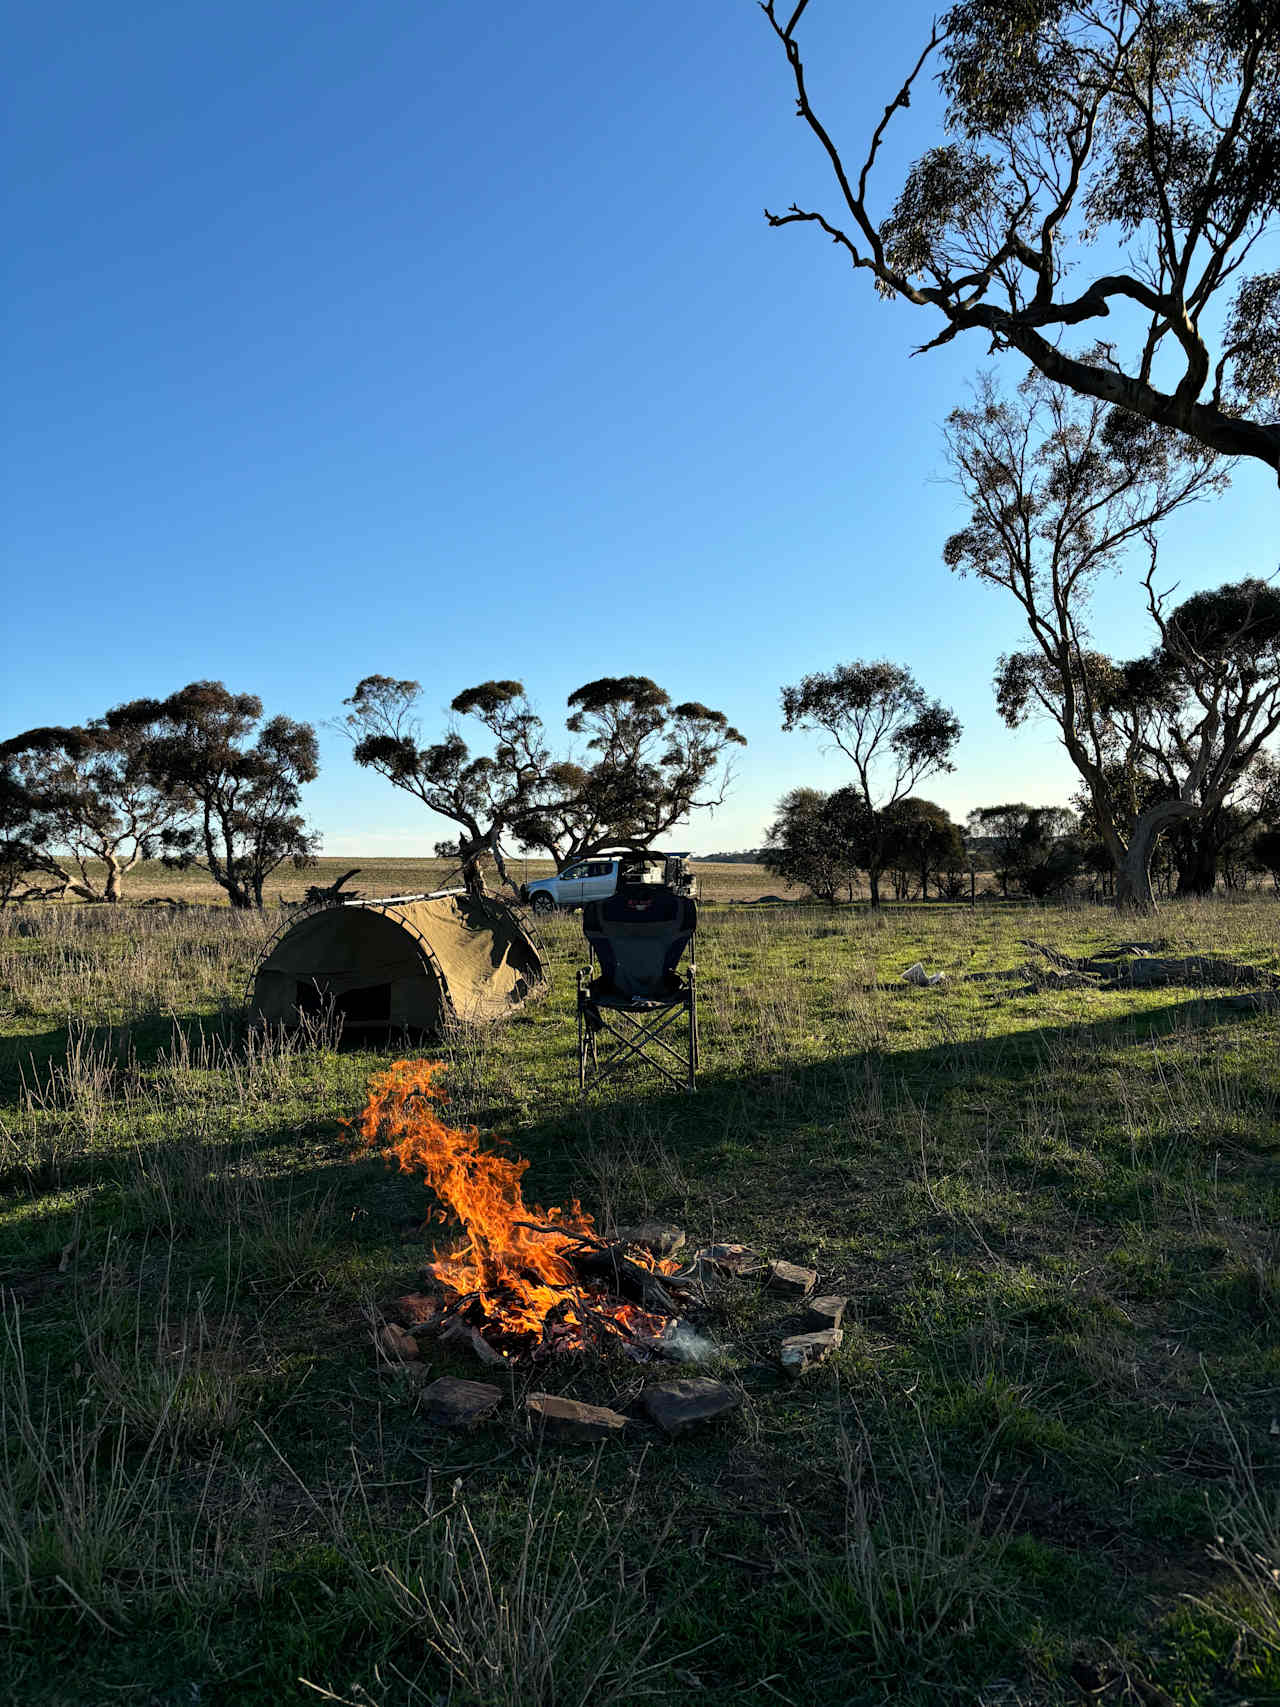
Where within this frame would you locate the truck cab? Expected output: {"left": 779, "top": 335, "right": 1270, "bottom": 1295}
{"left": 522, "top": 850, "right": 694, "bottom": 915}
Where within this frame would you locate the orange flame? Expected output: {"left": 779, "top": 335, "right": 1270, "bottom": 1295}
{"left": 349, "top": 1059, "right": 669, "bottom": 1350}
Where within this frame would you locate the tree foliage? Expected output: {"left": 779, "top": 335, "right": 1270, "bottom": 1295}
{"left": 0, "top": 717, "right": 187, "bottom": 902}
{"left": 111, "top": 683, "right": 320, "bottom": 910}
{"left": 345, "top": 674, "right": 745, "bottom": 892}
{"left": 881, "top": 797, "right": 968, "bottom": 899}
{"left": 513, "top": 678, "right": 746, "bottom": 865}
{"left": 761, "top": 0, "right": 1280, "bottom": 473}
{"left": 967, "top": 801, "right": 1082, "bottom": 896}
{"left": 762, "top": 785, "right": 871, "bottom": 901}
{"left": 0, "top": 761, "right": 62, "bottom": 906}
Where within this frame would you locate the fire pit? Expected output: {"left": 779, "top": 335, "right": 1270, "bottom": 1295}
{"left": 350, "top": 1060, "right": 712, "bottom": 1364}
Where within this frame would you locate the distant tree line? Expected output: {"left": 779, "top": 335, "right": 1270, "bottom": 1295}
{"left": 765, "top": 788, "right": 1280, "bottom": 907}
{"left": 5, "top": 642, "right": 1275, "bottom": 914}
{"left": 1, "top": 672, "right": 747, "bottom": 908}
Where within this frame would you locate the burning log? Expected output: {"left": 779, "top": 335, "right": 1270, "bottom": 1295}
{"left": 615, "top": 1221, "right": 686, "bottom": 1258}
{"left": 439, "top": 1317, "right": 510, "bottom": 1368}
{"left": 563, "top": 1243, "right": 681, "bottom": 1318}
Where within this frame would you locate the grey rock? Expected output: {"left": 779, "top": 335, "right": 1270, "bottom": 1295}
{"left": 642, "top": 1376, "right": 742, "bottom": 1436}
{"left": 617, "top": 1221, "right": 687, "bottom": 1257}
{"left": 419, "top": 1376, "right": 502, "bottom": 1427}
{"left": 780, "top": 1328, "right": 843, "bottom": 1376}
{"left": 526, "top": 1392, "right": 628, "bottom": 1443}
{"left": 766, "top": 1260, "right": 818, "bottom": 1297}
{"left": 698, "top": 1243, "right": 766, "bottom": 1277}
{"left": 803, "top": 1295, "right": 848, "bottom": 1331}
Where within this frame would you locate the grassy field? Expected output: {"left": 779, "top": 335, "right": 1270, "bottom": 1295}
{"left": 1, "top": 892, "right": 1277, "bottom": 1706}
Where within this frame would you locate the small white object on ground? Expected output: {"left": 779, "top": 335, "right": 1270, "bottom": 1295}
{"left": 902, "top": 962, "right": 946, "bottom": 987}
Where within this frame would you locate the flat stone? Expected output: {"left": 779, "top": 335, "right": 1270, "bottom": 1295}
{"left": 526, "top": 1392, "right": 628, "bottom": 1443}
{"left": 617, "top": 1221, "right": 686, "bottom": 1257}
{"left": 419, "top": 1376, "right": 502, "bottom": 1428}
{"left": 780, "top": 1328, "right": 843, "bottom": 1376}
{"left": 766, "top": 1260, "right": 818, "bottom": 1297}
{"left": 379, "top": 1322, "right": 420, "bottom": 1362}
{"left": 698, "top": 1243, "right": 765, "bottom": 1277}
{"left": 803, "top": 1294, "right": 848, "bottom": 1331}
{"left": 642, "top": 1376, "right": 741, "bottom": 1436}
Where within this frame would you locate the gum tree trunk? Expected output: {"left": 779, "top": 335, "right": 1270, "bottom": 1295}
{"left": 1114, "top": 801, "right": 1200, "bottom": 913}
{"left": 103, "top": 854, "right": 124, "bottom": 903}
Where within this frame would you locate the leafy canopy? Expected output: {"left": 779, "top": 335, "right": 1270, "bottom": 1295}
{"left": 345, "top": 674, "right": 745, "bottom": 883}
{"left": 112, "top": 682, "right": 319, "bottom": 908}
{"left": 762, "top": 0, "right": 1280, "bottom": 473}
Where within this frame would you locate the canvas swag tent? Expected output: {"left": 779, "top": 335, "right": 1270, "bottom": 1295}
{"left": 250, "top": 892, "right": 543, "bottom": 1035}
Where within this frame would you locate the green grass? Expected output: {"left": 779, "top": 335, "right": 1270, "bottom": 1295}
{"left": 0, "top": 895, "right": 1277, "bottom": 1705}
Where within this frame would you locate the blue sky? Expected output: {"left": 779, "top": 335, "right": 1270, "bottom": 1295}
{"left": 5, "top": 3, "right": 1276, "bottom": 855}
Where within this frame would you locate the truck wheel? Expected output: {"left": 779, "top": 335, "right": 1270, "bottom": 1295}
{"left": 530, "top": 892, "right": 557, "bottom": 916}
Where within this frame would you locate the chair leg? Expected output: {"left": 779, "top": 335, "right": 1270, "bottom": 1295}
{"left": 582, "top": 1003, "right": 697, "bottom": 1094}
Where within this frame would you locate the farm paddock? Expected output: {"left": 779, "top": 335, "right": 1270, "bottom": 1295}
{"left": 1, "top": 890, "right": 1277, "bottom": 1706}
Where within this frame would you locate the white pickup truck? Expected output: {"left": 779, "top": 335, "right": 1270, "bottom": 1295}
{"left": 521, "top": 850, "right": 694, "bottom": 915}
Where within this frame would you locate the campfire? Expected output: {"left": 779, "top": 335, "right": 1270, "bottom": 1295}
{"left": 350, "top": 1060, "right": 703, "bottom": 1362}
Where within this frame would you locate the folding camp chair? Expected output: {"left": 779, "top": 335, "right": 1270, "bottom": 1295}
{"left": 577, "top": 883, "right": 699, "bottom": 1092}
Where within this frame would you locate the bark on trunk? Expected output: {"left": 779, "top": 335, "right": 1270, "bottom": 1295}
{"left": 1114, "top": 800, "right": 1201, "bottom": 912}
{"left": 867, "top": 865, "right": 882, "bottom": 909}
{"left": 487, "top": 832, "right": 521, "bottom": 898}
{"left": 104, "top": 856, "right": 124, "bottom": 903}
{"left": 458, "top": 836, "right": 488, "bottom": 897}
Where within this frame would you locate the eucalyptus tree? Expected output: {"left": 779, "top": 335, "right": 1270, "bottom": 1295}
{"left": 344, "top": 676, "right": 551, "bottom": 893}
{"left": 114, "top": 682, "right": 320, "bottom": 909}
{"left": 345, "top": 675, "right": 745, "bottom": 893}
{"left": 511, "top": 677, "right": 746, "bottom": 865}
{"left": 995, "top": 575, "right": 1280, "bottom": 906}
{"left": 880, "top": 797, "right": 967, "bottom": 899}
{"left": 759, "top": 0, "right": 1280, "bottom": 475}
{"left": 967, "top": 802, "right": 1081, "bottom": 897}
{"left": 945, "top": 367, "right": 1236, "bottom": 907}
{"left": 0, "top": 716, "right": 188, "bottom": 902}
{"left": 763, "top": 784, "right": 871, "bottom": 903}
{"left": 780, "top": 660, "right": 962, "bottom": 907}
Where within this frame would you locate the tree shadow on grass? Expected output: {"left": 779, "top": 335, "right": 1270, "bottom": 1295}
{"left": 507, "top": 987, "right": 1279, "bottom": 1233}
{"left": 5, "top": 985, "right": 1275, "bottom": 1289}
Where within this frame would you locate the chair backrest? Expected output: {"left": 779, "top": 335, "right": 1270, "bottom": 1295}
{"left": 582, "top": 884, "right": 697, "bottom": 1000}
